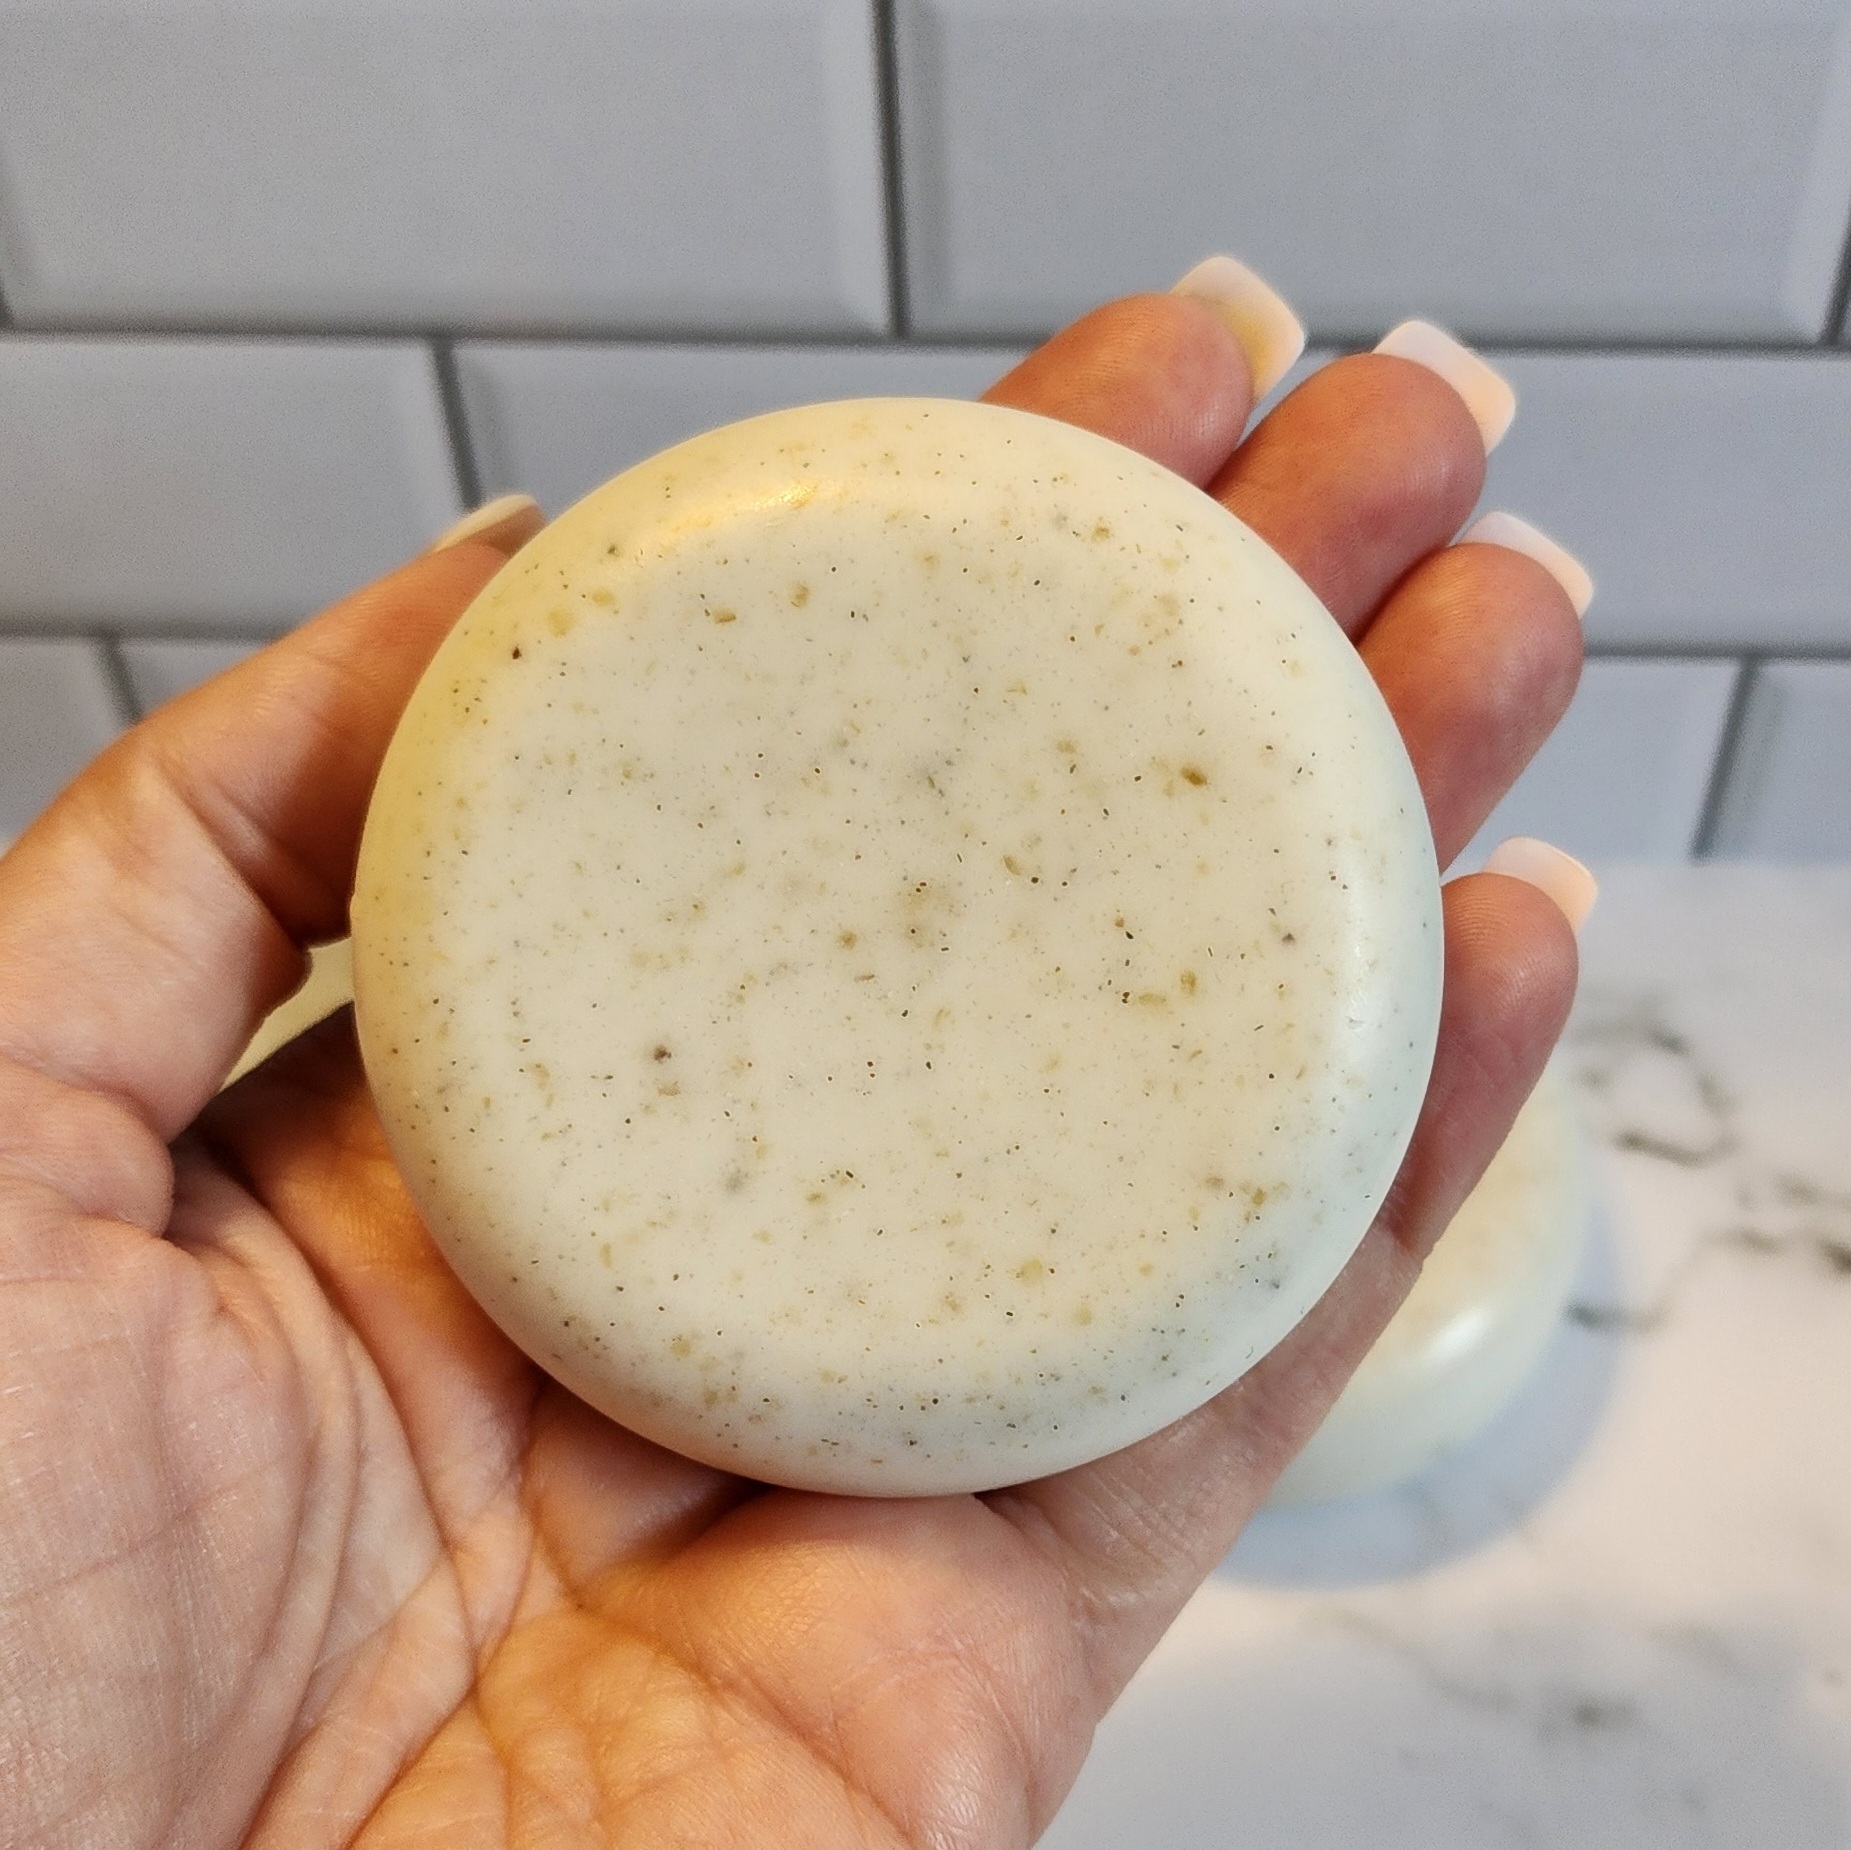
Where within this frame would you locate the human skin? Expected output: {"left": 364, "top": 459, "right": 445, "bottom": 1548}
{"left": 0, "top": 293, "right": 1580, "bottom": 1849}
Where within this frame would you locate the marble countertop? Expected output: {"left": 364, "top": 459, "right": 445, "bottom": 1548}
{"left": 1042, "top": 866, "right": 1851, "bottom": 1849}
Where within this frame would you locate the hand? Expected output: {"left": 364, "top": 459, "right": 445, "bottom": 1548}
{"left": 0, "top": 294, "right": 1581, "bottom": 1848}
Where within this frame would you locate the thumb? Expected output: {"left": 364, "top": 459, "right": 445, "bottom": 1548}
{"left": 0, "top": 509, "right": 543, "bottom": 1155}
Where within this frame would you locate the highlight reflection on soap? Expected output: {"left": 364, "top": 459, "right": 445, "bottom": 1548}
{"left": 351, "top": 398, "right": 1443, "bottom": 1495}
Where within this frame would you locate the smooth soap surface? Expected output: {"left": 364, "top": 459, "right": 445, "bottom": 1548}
{"left": 352, "top": 398, "right": 1442, "bottom": 1494}
{"left": 1269, "top": 1062, "right": 1589, "bottom": 1506}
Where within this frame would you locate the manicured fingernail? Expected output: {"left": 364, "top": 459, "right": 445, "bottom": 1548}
{"left": 1171, "top": 255, "right": 1307, "bottom": 400}
{"left": 427, "top": 493, "right": 543, "bottom": 556}
{"left": 1374, "top": 320, "right": 1516, "bottom": 452}
{"left": 1458, "top": 511, "right": 1594, "bottom": 618}
{"left": 1483, "top": 836, "right": 1598, "bottom": 933}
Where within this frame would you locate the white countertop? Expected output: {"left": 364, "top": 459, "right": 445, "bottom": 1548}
{"left": 1042, "top": 865, "right": 1851, "bottom": 1849}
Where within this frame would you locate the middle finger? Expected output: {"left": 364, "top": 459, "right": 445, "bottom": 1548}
{"left": 1213, "top": 346, "right": 1496, "bottom": 635}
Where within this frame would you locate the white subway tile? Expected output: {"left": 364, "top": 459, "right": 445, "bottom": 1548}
{"left": 1483, "top": 354, "right": 1851, "bottom": 652}
{"left": 119, "top": 639, "right": 266, "bottom": 716}
{"left": 457, "top": 342, "right": 1028, "bottom": 516}
{"left": 1455, "top": 658, "right": 1739, "bottom": 871}
{"left": 895, "top": 0, "right": 1851, "bottom": 340}
{"left": 0, "top": 1, "right": 887, "bottom": 336}
{"left": 0, "top": 638, "right": 125, "bottom": 843}
{"left": 0, "top": 338, "right": 460, "bottom": 634}
{"left": 1708, "top": 660, "right": 1851, "bottom": 861}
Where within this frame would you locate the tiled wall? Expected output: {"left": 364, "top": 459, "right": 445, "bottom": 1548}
{"left": 4, "top": 0, "right": 1850, "bottom": 859}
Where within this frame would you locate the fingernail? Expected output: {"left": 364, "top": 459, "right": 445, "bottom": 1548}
{"left": 1483, "top": 836, "right": 1598, "bottom": 933}
{"left": 1171, "top": 255, "right": 1307, "bottom": 400}
{"left": 1458, "top": 511, "right": 1594, "bottom": 618}
{"left": 1373, "top": 320, "right": 1517, "bottom": 453}
{"left": 427, "top": 493, "right": 543, "bottom": 556}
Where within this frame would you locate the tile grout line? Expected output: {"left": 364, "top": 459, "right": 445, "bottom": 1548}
{"left": 871, "top": 0, "right": 911, "bottom": 339}
{"left": 3, "top": 318, "right": 1851, "bottom": 358}
{"left": 1580, "top": 641, "right": 1851, "bottom": 663}
{"left": 96, "top": 634, "right": 145, "bottom": 726}
{"left": 0, "top": 620, "right": 287, "bottom": 645}
{"left": 1824, "top": 185, "right": 1851, "bottom": 345}
{"left": 4, "top": 615, "right": 1843, "bottom": 659}
{"left": 1690, "top": 655, "right": 1762, "bottom": 860}
{"left": 430, "top": 337, "right": 484, "bottom": 510}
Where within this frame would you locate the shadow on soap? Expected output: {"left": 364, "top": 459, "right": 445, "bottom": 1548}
{"left": 1218, "top": 1195, "right": 1627, "bottom": 1592}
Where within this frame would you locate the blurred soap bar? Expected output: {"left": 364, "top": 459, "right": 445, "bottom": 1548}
{"left": 1269, "top": 1062, "right": 1588, "bottom": 1506}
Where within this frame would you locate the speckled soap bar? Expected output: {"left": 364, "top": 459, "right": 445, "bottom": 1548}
{"left": 351, "top": 398, "right": 1442, "bottom": 1495}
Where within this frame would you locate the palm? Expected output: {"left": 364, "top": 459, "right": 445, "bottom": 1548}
{"left": 127, "top": 1023, "right": 1090, "bottom": 1848}
{"left": 1, "top": 296, "right": 1582, "bottom": 1849}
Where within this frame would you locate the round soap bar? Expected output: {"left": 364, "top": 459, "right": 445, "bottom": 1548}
{"left": 1268, "top": 1061, "right": 1588, "bottom": 1506}
{"left": 351, "top": 398, "right": 1443, "bottom": 1495}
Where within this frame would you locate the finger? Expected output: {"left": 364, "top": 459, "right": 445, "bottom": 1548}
{"left": 988, "top": 308, "right": 1571, "bottom": 883}
{"left": 988, "top": 871, "right": 1578, "bottom": 1711}
{"left": 1360, "top": 534, "right": 1585, "bottom": 868}
{"left": 1215, "top": 350, "right": 1491, "bottom": 633}
{"left": 982, "top": 293, "right": 1256, "bottom": 486}
{"left": 0, "top": 529, "right": 531, "bottom": 1158}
